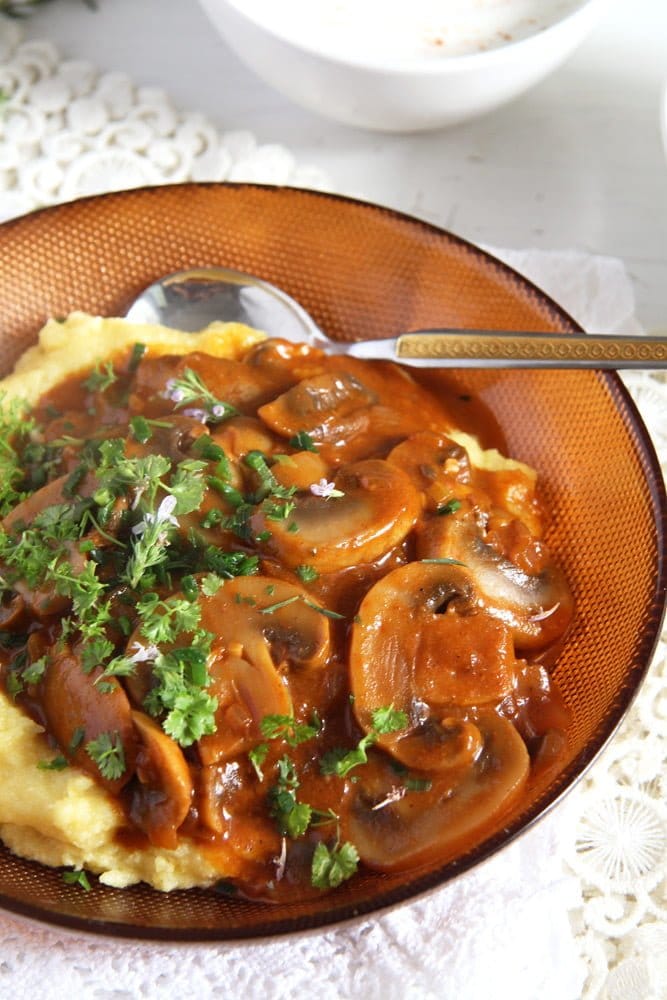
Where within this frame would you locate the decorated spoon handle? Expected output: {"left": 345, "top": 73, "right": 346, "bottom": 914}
{"left": 345, "top": 331, "right": 667, "bottom": 368}
{"left": 387, "top": 330, "right": 667, "bottom": 369}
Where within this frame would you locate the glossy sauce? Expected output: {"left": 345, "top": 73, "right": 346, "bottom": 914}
{"left": 0, "top": 337, "right": 573, "bottom": 898}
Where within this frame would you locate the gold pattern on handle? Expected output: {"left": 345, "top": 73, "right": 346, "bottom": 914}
{"left": 396, "top": 332, "right": 667, "bottom": 364}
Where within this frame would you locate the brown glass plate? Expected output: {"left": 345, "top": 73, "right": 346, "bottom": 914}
{"left": 0, "top": 184, "right": 664, "bottom": 941}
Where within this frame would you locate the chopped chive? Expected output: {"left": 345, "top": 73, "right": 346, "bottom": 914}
{"left": 303, "top": 599, "right": 345, "bottom": 620}
{"left": 420, "top": 558, "right": 467, "bottom": 566}
{"left": 260, "top": 595, "right": 300, "bottom": 615}
{"left": 128, "top": 342, "right": 147, "bottom": 373}
{"left": 130, "top": 415, "right": 153, "bottom": 444}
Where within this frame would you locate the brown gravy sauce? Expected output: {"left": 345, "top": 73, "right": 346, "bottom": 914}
{"left": 0, "top": 338, "right": 572, "bottom": 899}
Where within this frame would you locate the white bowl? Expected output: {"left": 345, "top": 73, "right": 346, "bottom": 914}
{"left": 198, "top": 0, "right": 609, "bottom": 132}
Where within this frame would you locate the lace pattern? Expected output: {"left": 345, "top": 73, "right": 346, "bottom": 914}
{"left": 0, "top": 22, "right": 666, "bottom": 1000}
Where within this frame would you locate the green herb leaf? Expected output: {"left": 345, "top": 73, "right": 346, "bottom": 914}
{"left": 248, "top": 742, "right": 269, "bottom": 781}
{"left": 288, "top": 430, "right": 318, "bottom": 453}
{"left": 370, "top": 705, "right": 409, "bottom": 735}
{"left": 62, "top": 868, "right": 92, "bottom": 892}
{"left": 37, "top": 754, "right": 68, "bottom": 771}
{"left": 260, "top": 595, "right": 300, "bottom": 615}
{"left": 311, "top": 841, "right": 359, "bottom": 889}
{"left": 260, "top": 714, "right": 320, "bottom": 747}
{"left": 164, "top": 369, "right": 238, "bottom": 425}
{"left": 129, "top": 415, "right": 153, "bottom": 444}
{"left": 127, "top": 342, "right": 147, "bottom": 374}
{"left": 436, "top": 498, "right": 462, "bottom": 516}
{"left": 83, "top": 361, "right": 117, "bottom": 393}
{"left": 85, "top": 731, "right": 126, "bottom": 781}
{"left": 296, "top": 564, "right": 319, "bottom": 583}
{"left": 320, "top": 704, "right": 407, "bottom": 778}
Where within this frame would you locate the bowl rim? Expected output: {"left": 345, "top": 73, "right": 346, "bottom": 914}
{"left": 0, "top": 181, "right": 664, "bottom": 942}
{"left": 206, "top": 0, "right": 609, "bottom": 75}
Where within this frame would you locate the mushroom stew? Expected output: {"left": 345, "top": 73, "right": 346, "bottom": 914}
{"left": 0, "top": 335, "right": 573, "bottom": 899}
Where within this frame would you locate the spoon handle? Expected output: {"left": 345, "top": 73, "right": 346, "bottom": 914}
{"left": 385, "top": 330, "right": 667, "bottom": 368}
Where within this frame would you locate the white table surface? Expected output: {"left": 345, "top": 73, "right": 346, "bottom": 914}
{"left": 3, "top": 3, "right": 667, "bottom": 996}
{"left": 23, "top": 0, "right": 667, "bottom": 333}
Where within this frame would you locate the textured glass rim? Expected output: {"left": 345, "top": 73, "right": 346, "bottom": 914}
{"left": 0, "top": 183, "right": 664, "bottom": 942}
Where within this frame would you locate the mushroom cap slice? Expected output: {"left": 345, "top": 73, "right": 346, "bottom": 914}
{"left": 253, "top": 459, "right": 422, "bottom": 573}
{"left": 196, "top": 576, "right": 329, "bottom": 764}
{"left": 345, "top": 710, "right": 529, "bottom": 871}
{"left": 350, "top": 561, "right": 519, "bottom": 772}
{"left": 416, "top": 505, "right": 574, "bottom": 651}
{"left": 258, "top": 370, "right": 377, "bottom": 445}
{"left": 130, "top": 709, "right": 194, "bottom": 850}
{"left": 387, "top": 431, "right": 472, "bottom": 510}
{"left": 198, "top": 575, "right": 330, "bottom": 673}
{"left": 38, "top": 644, "right": 138, "bottom": 793}
{"left": 198, "top": 653, "right": 292, "bottom": 765}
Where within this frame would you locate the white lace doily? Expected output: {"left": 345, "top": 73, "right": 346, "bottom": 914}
{"left": 0, "top": 22, "right": 665, "bottom": 1000}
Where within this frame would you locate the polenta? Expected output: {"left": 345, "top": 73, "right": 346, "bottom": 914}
{"left": 0, "top": 313, "right": 573, "bottom": 897}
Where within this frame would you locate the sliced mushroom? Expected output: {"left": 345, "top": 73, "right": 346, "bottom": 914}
{"left": 129, "top": 709, "right": 194, "bottom": 849}
{"left": 345, "top": 710, "right": 529, "bottom": 872}
{"left": 416, "top": 504, "right": 573, "bottom": 651}
{"left": 196, "top": 576, "right": 329, "bottom": 764}
{"left": 1, "top": 470, "right": 95, "bottom": 532}
{"left": 388, "top": 431, "right": 472, "bottom": 510}
{"left": 198, "top": 652, "right": 292, "bottom": 765}
{"left": 258, "top": 371, "right": 377, "bottom": 444}
{"left": 0, "top": 594, "right": 26, "bottom": 630}
{"left": 199, "top": 576, "right": 330, "bottom": 673}
{"left": 130, "top": 352, "right": 288, "bottom": 417}
{"left": 253, "top": 459, "right": 422, "bottom": 573}
{"left": 350, "top": 561, "right": 519, "bottom": 772}
{"left": 271, "top": 450, "right": 330, "bottom": 492}
{"left": 210, "top": 416, "right": 277, "bottom": 462}
{"left": 38, "top": 643, "right": 137, "bottom": 793}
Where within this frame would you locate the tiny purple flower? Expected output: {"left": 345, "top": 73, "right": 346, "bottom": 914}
{"left": 309, "top": 478, "right": 345, "bottom": 500}
{"left": 182, "top": 407, "right": 209, "bottom": 424}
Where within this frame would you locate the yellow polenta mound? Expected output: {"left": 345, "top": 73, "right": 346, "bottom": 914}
{"left": 0, "top": 312, "right": 550, "bottom": 894}
{"left": 0, "top": 313, "right": 265, "bottom": 890}
{"left": 0, "top": 694, "right": 223, "bottom": 890}
{"left": 0, "top": 311, "right": 266, "bottom": 406}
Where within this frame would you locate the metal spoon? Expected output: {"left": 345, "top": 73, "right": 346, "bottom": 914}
{"left": 126, "top": 266, "right": 667, "bottom": 370}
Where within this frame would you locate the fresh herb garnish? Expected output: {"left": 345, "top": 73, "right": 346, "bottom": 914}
{"left": 37, "top": 754, "right": 68, "bottom": 771}
{"left": 311, "top": 840, "right": 359, "bottom": 889}
{"left": 296, "top": 564, "right": 319, "bottom": 583}
{"left": 288, "top": 430, "right": 318, "bottom": 453}
{"left": 320, "top": 705, "right": 408, "bottom": 778}
{"left": 163, "top": 369, "right": 238, "bottom": 425}
{"left": 83, "top": 361, "right": 117, "bottom": 393}
{"left": 436, "top": 499, "right": 462, "bottom": 516}
{"left": 85, "top": 731, "right": 126, "bottom": 781}
{"left": 62, "top": 868, "right": 92, "bottom": 891}
{"left": 260, "top": 713, "right": 320, "bottom": 747}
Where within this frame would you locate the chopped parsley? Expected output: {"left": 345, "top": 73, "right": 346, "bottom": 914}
{"left": 85, "top": 731, "right": 126, "bottom": 781}
{"left": 83, "top": 361, "right": 117, "bottom": 393}
{"left": 311, "top": 841, "right": 359, "bottom": 889}
{"left": 320, "top": 705, "right": 408, "bottom": 778}
{"left": 296, "top": 564, "right": 319, "bottom": 583}
{"left": 260, "top": 713, "right": 321, "bottom": 747}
